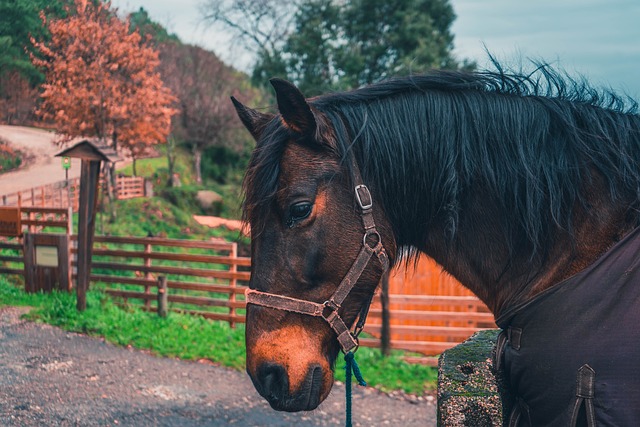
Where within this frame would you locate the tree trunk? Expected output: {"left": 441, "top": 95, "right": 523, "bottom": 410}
{"left": 132, "top": 158, "right": 137, "bottom": 177}
{"left": 193, "top": 145, "right": 202, "bottom": 185}
{"left": 106, "top": 133, "right": 118, "bottom": 223}
{"left": 167, "top": 136, "right": 176, "bottom": 187}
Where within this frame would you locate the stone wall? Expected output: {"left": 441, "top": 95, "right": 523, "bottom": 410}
{"left": 437, "top": 330, "right": 512, "bottom": 426}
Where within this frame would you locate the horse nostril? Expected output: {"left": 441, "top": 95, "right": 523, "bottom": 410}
{"left": 257, "top": 362, "right": 288, "bottom": 400}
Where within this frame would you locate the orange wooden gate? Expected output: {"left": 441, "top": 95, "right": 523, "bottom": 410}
{"left": 362, "top": 255, "right": 496, "bottom": 357}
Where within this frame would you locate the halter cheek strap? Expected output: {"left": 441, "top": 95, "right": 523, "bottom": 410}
{"left": 245, "top": 182, "right": 389, "bottom": 354}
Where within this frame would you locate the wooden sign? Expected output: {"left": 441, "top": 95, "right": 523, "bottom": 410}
{"left": 0, "top": 207, "right": 21, "bottom": 237}
{"left": 36, "top": 246, "right": 59, "bottom": 267}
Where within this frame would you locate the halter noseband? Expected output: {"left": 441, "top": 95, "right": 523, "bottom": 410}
{"left": 245, "top": 168, "right": 390, "bottom": 353}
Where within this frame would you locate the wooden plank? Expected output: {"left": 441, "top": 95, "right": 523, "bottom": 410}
{"left": 21, "top": 207, "right": 70, "bottom": 215}
{"left": 0, "top": 255, "right": 23, "bottom": 263}
{"left": 168, "top": 294, "right": 246, "bottom": 309}
{"left": 382, "top": 294, "right": 486, "bottom": 306}
{"left": 168, "top": 281, "right": 247, "bottom": 295}
{"left": 0, "top": 267, "right": 24, "bottom": 275}
{"left": 89, "top": 248, "right": 252, "bottom": 266}
{"left": 363, "top": 324, "right": 491, "bottom": 337}
{"left": 90, "top": 275, "right": 248, "bottom": 295}
{"left": 88, "top": 261, "right": 251, "bottom": 280}
{"left": 0, "top": 242, "right": 22, "bottom": 250}
{"left": 90, "top": 274, "right": 154, "bottom": 287}
{"left": 105, "top": 289, "right": 245, "bottom": 309}
{"left": 91, "top": 235, "right": 237, "bottom": 251}
{"left": 21, "top": 220, "right": 69, "bottom": 229}
{"left": 359, "top": 338, "right": 459, "bottom": 354}
{"left": 368, "top": 308, "right": 495, "bottom": 322}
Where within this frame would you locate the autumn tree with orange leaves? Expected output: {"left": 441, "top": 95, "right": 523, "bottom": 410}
{"left": 31, "top": 0, "right": 176, "bottom": 158}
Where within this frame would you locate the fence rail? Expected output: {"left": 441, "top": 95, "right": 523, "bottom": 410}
{"left": 1, "top": 175, "right": 145, "bottom": 210}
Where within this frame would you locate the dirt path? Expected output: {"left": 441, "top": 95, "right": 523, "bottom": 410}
{"left": 0, "top": 307, "right": 437, "bottom": 426}
{"left": 0, "top": 125, "right": 84, "bottom": 195}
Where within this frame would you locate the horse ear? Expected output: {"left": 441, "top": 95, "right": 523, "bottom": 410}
{"left": 231, "top": 96, "right": 273, "bottom": 141}
{"left": 270, "top": 78, "right": 316, "bottom": 136}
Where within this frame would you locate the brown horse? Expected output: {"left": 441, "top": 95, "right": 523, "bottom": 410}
{"left": 232, "top": 66, "right": 640, "bottom": 424}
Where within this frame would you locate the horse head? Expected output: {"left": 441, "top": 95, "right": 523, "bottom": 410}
{"left": 233, "top": 79, "right": 396, "bottom": 411}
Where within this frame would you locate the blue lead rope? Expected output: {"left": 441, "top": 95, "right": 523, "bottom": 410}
{"left": 344, "top": 351, "right": 366, "bottom": 427}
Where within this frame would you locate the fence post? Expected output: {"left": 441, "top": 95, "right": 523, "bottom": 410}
{"left": 229, "top": 243, "right": 238, "bottom": 328}
{"left": 144, "top": 241, "right": 152, "bottom": 309}
{"left": 157, "top": 276, "right": 168, "bottom": 317}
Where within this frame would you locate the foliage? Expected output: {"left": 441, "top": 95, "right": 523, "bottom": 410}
{"left": 157, "top": 41, "right": 259, "bottom": 184}
{"left": 0, "top": 277, "right": 436, "bottom": 394}
{"left": 0, "top": 0, "right": 68, "bottom": 124}
{"left": 201, "top": 145, "right": 250, "bottom": 185}
{"left": 203, "top": 0, "right": 474, "bottom": 94}
{"left": 127, "top": 7, "right": 181, "bottom": 45}
{"left": 31, "top": 0, "right": 177, "bottom": 156}
{"left": 0, "top": 137, "right": 23, "bottom": 173}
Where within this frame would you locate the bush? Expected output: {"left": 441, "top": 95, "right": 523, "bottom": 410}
{"left": 201, "top": 145, "right": 250, "bottom": 185}
{"left": 0, "top": 139, "right": 23, "bottom": 174}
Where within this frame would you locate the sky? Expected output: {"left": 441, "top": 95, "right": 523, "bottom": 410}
{"left": 111, "top": 0, "right": 640, "bottom": 99}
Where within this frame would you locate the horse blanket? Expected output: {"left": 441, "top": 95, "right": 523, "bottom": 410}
{"left": 496, "top": 226, "right": 640, "bottom": 426}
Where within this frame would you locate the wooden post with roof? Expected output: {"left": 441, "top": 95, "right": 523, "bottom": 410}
{"left": 56, "top": 139, "right": 121, "bottom": 311}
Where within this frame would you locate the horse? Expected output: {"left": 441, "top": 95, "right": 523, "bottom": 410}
{"left": 231, "top": 64, "right": 640, "bottom": 425}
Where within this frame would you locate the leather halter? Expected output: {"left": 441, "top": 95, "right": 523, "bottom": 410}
{"left": 245, "top": 166, "right": 390, "bottom": 353}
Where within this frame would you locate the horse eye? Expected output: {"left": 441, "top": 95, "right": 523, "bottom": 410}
{"left": 287, "top": 202, "right": 312, "bottom": 227}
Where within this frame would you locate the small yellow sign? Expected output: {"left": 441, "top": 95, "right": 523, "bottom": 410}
{"left": 0, "top": 207, "right": 21, "bottom": 237}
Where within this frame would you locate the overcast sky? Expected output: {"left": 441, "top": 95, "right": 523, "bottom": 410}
{"left": 111, "top": 0, "right": 640, "bottom": 99}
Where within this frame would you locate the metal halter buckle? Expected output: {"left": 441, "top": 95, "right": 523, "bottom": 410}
{"left": 355, "top": 185, "right": 373, "bottom": 210}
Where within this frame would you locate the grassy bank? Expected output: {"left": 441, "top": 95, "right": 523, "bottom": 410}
{"left": 0, "top": 276, "right": 437, "bottom": 394}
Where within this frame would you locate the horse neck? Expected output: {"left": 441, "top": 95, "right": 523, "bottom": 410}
{"left": 362, "top": 135, "right": 637, "bottom": 317}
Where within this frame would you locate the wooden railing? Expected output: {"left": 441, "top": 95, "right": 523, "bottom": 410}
{"left": 1, "top": 175, "right": 146, "bottom": 210}
{"left": 0, "top": 224, "right": 495, "bottom": 362}
{"left": 21, "top": 206, "right": 73, "bottom": 234}
{"left": 363, "top": 294, "right": 495, "bottom": 358}
{"left": 0, "top": 239, "right": 23, "bottom": 276}
{"left": 70, "top": 235, "right": 251, "bottom": 328}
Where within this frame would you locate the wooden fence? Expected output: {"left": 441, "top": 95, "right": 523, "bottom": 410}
{"left": 1, "top": 175, "right": 146, "bottom": 210}
{"left": 0, "top": 210, "right": 496, "bottom": 362}
{"left": 70, "top": 236, "right": 494, "bottom": 361}
{"left": 363, "top": 255, "right": 496, "bottom": 359}
{"left": 71, "top": 235, "right": 251, "bottom": 328}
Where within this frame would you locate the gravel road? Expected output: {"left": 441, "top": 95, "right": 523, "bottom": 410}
{"left": 0, "top": 125, "right": 83, "bottom": 195}
{"left": 0, "top": 307, "right": 437, "bottom": 426}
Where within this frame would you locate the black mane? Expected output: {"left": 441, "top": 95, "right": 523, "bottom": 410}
{"left": 244, "top": 64, "right": 640, "bottom": 256}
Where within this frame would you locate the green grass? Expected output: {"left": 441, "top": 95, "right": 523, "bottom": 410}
{"left": 0, "top": 276, "right": 437, "bottom": 394}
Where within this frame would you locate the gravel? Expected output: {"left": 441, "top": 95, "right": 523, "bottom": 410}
{"left": 0, "top": 307, "right": 436, "bottom": 426}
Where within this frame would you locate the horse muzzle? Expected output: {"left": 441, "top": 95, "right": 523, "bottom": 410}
{"left": 250, "top": 362, "right": 325, "bottom": 411}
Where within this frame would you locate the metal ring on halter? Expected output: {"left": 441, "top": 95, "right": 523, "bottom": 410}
{"left": 363, "top": 230, "right": 382, "bottom": 249}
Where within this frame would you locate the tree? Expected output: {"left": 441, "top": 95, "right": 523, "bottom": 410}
{"left": 0, "top": 0, "right": 68, "bottom": 123}
{"left": 158, "top": 42, "right": 254, "bottom": 184}
{"left": 337, "top": 0, "right": 468, "bottom": 87}
{"left": 200, "top": 0, "right": 298, "bottom": 88}
{"left": 202, "top": 0, "right": 474, "bottom": 93}
{"left": 128, "top": 7, "right": 181, "bottom": 45}
{"left": 31, "top": 0, "right": 176, "bottom": 156}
